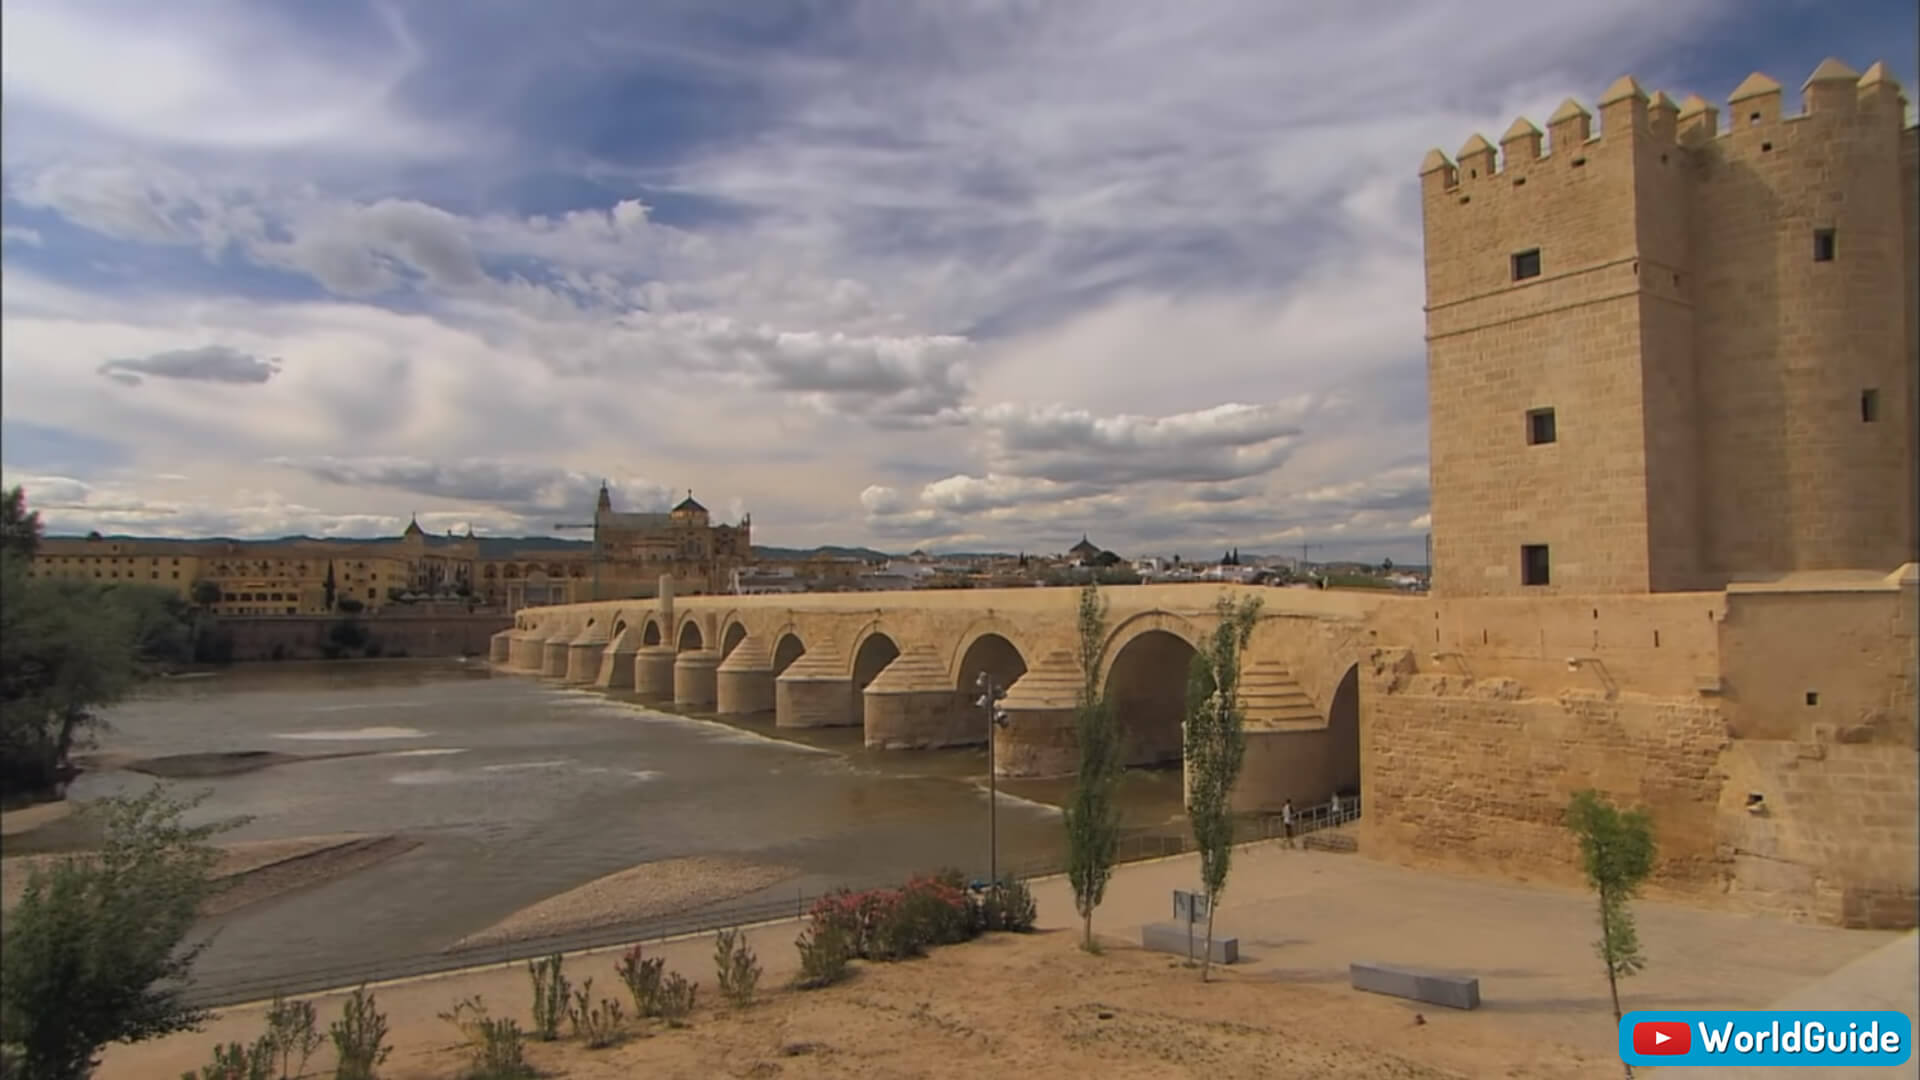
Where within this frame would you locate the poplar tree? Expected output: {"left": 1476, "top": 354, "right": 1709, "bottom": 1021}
{"left": 1063, "top": 582, "right": 1123, "bottom": 952}
{"left": 1565, "top": 789, "right": 1656, "bottom": 1078}
{"left": 1183, "top": 593, "right": 1262, "bottom": 981}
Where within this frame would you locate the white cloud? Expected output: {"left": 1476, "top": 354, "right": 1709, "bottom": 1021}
{"left": 6, "top": 0, "right": 1883, "bottom": 563}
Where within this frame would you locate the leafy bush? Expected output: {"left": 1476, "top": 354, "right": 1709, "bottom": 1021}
{"left": 806, "top": 874, "right": 981, "bottom": 963}
{"left": 792, "top": 922, "right": 852, "bottom": 990}
{"left": 0, "top": 788, "right": 239, "bottom": 1080}
{"left": 328, "top": 986, "right": 390, "bottom": 1080}
{"left": 526, "top": 954, "right": 568, "bottom": 1041}
{"left": 978, "top": 876, "right": 1038, "bottom": 933}
{"left": 564, "top": 979, "right": 626, "bottom": 1049}
{"left": 655, "top": 973, "right": 696, "bottom": 1025}
{"left": 712, "top": 929, "right": 762, "bottom": 1007}
{"left": 264, "top": 993, "right": 323, "bottom": 1079}
{"left": 180, "top": 1038, "right": 274, "bottom": 1080}
{"left": 613, "top": 946, "right": 663, "bottom": 1018}
{"left": 438, "top": 996, "right": 533, "bottom": 1080}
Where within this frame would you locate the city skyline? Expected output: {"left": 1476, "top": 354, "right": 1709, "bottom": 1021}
{"left": 3, "top": 2, "right": 1916, "bottom": 566}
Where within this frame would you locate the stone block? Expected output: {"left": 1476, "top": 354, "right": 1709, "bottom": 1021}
{"left": 1140, "top": 922, "right": 1237, "bottom": 964}
{"left": 1349, "top": 962, "right": 1481, "bottom": 1010}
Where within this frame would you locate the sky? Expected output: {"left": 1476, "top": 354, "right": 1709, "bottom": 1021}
{"left": 2, "top": 1, "right": 1915, "bottom": 562}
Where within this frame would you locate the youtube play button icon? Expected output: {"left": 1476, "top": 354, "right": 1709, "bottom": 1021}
{"left": 1634, "top": 1021, "right": 1692, "bottom": 1055}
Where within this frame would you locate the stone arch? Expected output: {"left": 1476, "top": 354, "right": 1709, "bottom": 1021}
{"left": 1103, "top": 624, "right": 1200, "bottom": 768}
{"left": 772, "top": 630, "right": 806, "bottom": 676}
{"left": 849, "top": 625, "right": 902, "bottom": 728}
{"left": 676, "top": 617, "right": 705, "bottom": 652}
{"left": 1097, "top": 610, "right": 1202, "bottom": 681}
{"left": 612, "top": 618, "right": 628, "bottom": 639}
{"left": 720, "top": 617, "right": 749, "bottom": 660}
{"left": 642, "top": 618, "right": 662, "bottom": 646}
{"left": 954, "top": 631, "right": 1028, "bottom": 698}
{"left": 1326, "top": 663, "right": 1361, "bottom": 802}
{"left": 947, "top": 617, "right": 1034, "bottom": 687}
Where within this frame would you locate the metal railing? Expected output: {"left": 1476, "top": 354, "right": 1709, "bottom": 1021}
{"left": 175, "top": 794, "right": 1361, "bottom": 1010}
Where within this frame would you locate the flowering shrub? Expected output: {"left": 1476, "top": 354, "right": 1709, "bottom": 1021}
{"left": 805, "top": 870, "right": 987, "bottom": 964}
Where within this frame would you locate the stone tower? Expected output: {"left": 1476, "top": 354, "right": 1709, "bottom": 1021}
{"left": 1419, "top": 61, "right": 1917, "bottom": 597}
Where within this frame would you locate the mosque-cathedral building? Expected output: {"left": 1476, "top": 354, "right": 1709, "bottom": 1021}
{"left": 26, "top": 484, "right": 753, "bottom": 615}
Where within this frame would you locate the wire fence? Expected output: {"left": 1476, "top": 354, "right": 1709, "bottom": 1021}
{"left": 176, "top": 794, "right": 1361, "bottom": 1010}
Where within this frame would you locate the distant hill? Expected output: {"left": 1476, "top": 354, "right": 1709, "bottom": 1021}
{"left": 752, "top": 544, "right": 895, "bottom": 561}
{"left": 45, "top": 531, "right": 900, "bottom": 563}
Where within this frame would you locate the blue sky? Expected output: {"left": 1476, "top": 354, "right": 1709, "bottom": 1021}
{"left": 2, "top": 0, "right": 1914, "bottom": 560}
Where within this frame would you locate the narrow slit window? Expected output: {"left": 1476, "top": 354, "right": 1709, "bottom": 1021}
{"left": 1526, "top": 407, "right": 1557, "bottom": 445}
{"left": 1512, "top": 248, "right": 1542, "bottom": 281}
{"left": 1861, "top": 388, "right": 1880, "bottom": 423}
{"left": 1813, "top": 228, "right": 1836, "bottom": 262}
{"left": 1521, "top": 545, "right": 1551, "bottom": 587}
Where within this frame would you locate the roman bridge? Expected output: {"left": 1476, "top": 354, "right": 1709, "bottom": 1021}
{"left": 490, "top": 581, "right": 1390, "bottom": 812}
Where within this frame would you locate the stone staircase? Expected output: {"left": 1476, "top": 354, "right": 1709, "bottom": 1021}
{"left": 1239, "top": 660, "right": 1324, "bottom": 728}
{"left": 1301, "top": 828, "right": 1359, "bottom": 854}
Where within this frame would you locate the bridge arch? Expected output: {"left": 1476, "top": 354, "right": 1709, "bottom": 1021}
{"left": 720, "top": 617, "right": 748, "bottom": 660}
{"left": 771, "top": 628, "right": 806, "bottom": 676}
{"left": 849, "top": 623, "right": 902, "bottom": 728}
{"left": 947, "top": 617, "right": 1034, "bottom": 689}
{"left": 953, "top": 630, "right": 1028, "bottom": 698}
{"left": 676, "top": 616, "right": 705, "bottom": 652}
{"left": 1101, "top": 613, "right": 1203, "bottom": 768}
{"left": 1326, "top": 662, "right": 1361, "bottom": 802}
{"left": 641, "top": 618, "right": 662, "bottom": 646}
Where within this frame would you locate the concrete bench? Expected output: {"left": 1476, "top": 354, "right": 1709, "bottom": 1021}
{"left": 1141, "top": 922, "right": 1238, "bottom": 964}
{"left": 1349, "top": 962, "right": 1481, "bottom": 1010}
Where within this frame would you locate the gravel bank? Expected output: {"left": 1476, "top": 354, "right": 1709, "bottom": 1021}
{"left": 448, "top": 856, "right": 800, "bottom": 951}
{"left": 1, "top": 833, "right": 409, "bottom": 915}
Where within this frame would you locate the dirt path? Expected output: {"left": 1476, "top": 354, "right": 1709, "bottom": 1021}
{"left": 95, "top": 841, "right": 1899, "bottom": 1079}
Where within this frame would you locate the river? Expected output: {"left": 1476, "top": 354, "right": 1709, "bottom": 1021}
{"left": 64, "top": 660, "right": 1187, "bottom": 989}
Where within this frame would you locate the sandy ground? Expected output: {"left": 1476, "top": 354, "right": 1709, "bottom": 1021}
{"left": 449, "top": 856, "right": 801, "bottom": 950}
{"left": 0, "top": 833, "right": 416, "bottom": 916}
{"left": 0, "top": 801, "right": 72, "bottom": 837}
{"left": 96, "top": 839, "right": 1907, "bottom": 1080}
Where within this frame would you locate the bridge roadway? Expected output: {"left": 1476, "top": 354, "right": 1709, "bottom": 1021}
{"left": 491, "top": 581, "right": 1378, "bottom": 812}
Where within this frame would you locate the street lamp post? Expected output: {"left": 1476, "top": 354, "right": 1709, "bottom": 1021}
{"left": 975, "top": 671, "right": 1011, "bottom": 886}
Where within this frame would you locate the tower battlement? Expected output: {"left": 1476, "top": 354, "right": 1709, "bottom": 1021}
{"left": 1420, "top": 60, "right": 1910, "bottom": 198}
{"left": 1418, "top": 58, "right": 1918, "bottom": 600}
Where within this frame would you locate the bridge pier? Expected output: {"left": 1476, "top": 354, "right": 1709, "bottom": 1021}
{"left": 633, "top": 645, "right": 676, "bottom": 699}
{"left": 863, "top": 644, "right": 980, "bottom": 750}
{"left": 489, "top": 629, "right": 512, "bottom": 665}
{"left": 565, "top": 623, "right": 610, "bottom": 684}
{"left": 715, "top": 635, "right": 775, "bottom": 715}
{"left": 993, "top": 650, "right": 1082, "bottom": 778}
{"left": 541, "top": 632, "right": 573, "bottom": 678}
{"left": 509, "top": 626, "right": 546, "bottom": 671}
{"left": 775, "top": 641, "right": 853, "bottom": 728}
{"left": 596, "top": 626, "right": 639, "bottom": 689}
{"left": 673, "top": 650, "right": 721, "bottom": 708}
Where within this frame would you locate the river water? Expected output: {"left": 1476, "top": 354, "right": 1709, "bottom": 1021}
{"left": 67, "top": 660, "right": 1187, "bottom": 987}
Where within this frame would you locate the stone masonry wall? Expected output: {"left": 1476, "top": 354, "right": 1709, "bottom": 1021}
{"left": 1361, "top": 683, "right": 1732, "bottom": 895}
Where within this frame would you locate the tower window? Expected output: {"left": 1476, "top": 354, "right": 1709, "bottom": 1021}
{"left": 1861, "top": 388, "right": 1880, "bottom": 423}
{"left": 1521, "top": 545, "right": 1551, "bottom": 586}
{"left": 1511, "top": 248, "right": 1542, "bottom": 281}
{"left": 1813, "top": 229, "right": 1836, "bottom": 262}
{"left": 1526, "top": 407, "right": 1557, "bottom": 445}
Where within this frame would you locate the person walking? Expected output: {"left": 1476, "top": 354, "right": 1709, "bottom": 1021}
{"left": 1330, "top": 791, "right": 1342, "bottom": 820}
{"left": 1281, "top": 798, "right": 1295, "bottom": 848}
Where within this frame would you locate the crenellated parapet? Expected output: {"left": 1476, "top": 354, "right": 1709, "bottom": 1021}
{"left": 1419, "top": 60, "right": 1910, "bottom": 194}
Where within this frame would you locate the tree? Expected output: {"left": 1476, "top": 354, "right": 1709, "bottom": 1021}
{"left": 2, "top": 485, "right": 41, "bottom": 558}
{"left": 1183, "top": 593, "right": 1262, "bottom": 981}
{"left": 1381, "top": 557, "right": 1395, "bottom": 574}
{"left": 189, "top": 580, "right": 222, "bottom": 608}
{"left": 0, "top": 564, "right": 140, "bottom": 798}
{"left": 322, "top": 563, "right": 336, "bottom": 611}
{"left": 1, "top": 787, "right": 242, "bottom": 1079}
{"left": 1063, "top": 582, "right": 1124, "bottom": 952}
{"left": 1565, "top": 790, "right": 1656, "bottom": 1078}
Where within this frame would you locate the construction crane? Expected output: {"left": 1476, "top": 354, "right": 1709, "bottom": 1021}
{"left": 552, "top": 520, "right": 601, "bottom": 601}
{"left": 1298, "top": 541, "right": 1320, "bottom": 570}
